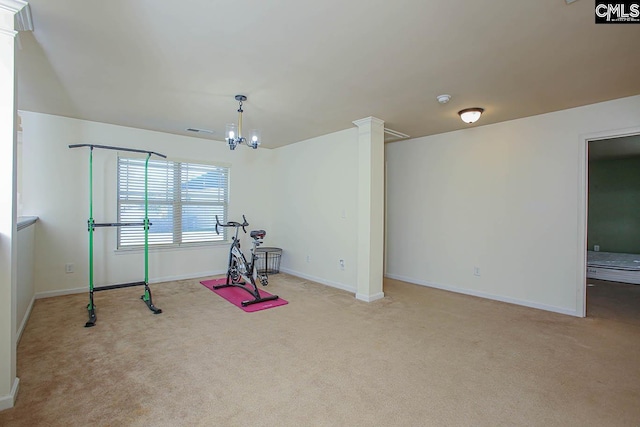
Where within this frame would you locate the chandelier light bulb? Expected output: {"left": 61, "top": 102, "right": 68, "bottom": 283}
{"left": 249, "top": 129, "right": 261, "bottom": 149}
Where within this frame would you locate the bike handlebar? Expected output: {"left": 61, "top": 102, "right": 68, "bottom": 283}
{"left": 215, "top": 215, "right": 248, "bottom": 235}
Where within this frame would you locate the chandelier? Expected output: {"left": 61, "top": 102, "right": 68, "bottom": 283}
{"left": 226, "top": 95, "right": 261, "bottom": 150}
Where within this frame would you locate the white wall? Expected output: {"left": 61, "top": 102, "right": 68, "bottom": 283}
{"left": 270, "top": 128, "right": 359, "bottom": 292}
{"left": 386, "top": 95, "right": 640, "bottom": 316}
{"left": 19, "top": 112, "right": 274, "bottom": 295}
{"left": 20, "top": 95, "right": 640, "bottom": 315}
{"left": 0, "top": 2, "right": 19, "bottom": 409}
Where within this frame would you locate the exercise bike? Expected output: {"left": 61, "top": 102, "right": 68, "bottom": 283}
{"left": 214, "top": 215, "right": 279, "bottom": 307}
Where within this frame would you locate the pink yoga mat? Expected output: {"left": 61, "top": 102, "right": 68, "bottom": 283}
{"left": 200, "top": 278, "right": 288, "bottom": 312}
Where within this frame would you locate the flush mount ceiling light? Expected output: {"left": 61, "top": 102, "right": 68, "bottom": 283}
{"left": 226, "top": 95, "right": 260, "bottom": 150}
{"left": 458, "top": 107, "right": 484, "bottom": 124}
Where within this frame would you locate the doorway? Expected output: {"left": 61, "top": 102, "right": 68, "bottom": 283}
{"left": 583, "top": 132, "right": 640, "bottom": 320}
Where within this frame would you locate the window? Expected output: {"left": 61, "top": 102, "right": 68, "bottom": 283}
{"left": 117, "top": 157, "right": 228, "bottom": 249}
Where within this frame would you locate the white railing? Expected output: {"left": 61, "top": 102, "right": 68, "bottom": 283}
{"left": 16, "top": 216, "right": 37, "bottom": 343}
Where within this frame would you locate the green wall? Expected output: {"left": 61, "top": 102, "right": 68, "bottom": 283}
{"left": 588, "top": 156, "right": 640, "bottom": 254}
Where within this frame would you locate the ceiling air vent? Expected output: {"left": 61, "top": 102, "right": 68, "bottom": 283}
{"left": 384, "top": 128, "right": 410, "bottom": 142}
{"left": 186, "top": 128, "right": 214, "bottom": 134}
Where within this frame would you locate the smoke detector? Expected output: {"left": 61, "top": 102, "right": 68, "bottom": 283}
{"left": 437, "top": 94, "right": 451, "bottom": 104}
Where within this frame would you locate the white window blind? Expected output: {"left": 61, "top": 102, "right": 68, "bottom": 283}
{"left": 117, "top": 157, "right": 228, "bottom": 249}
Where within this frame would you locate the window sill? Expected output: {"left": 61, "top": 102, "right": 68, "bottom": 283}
{"left": 114, "top": 240, "right": 229, "bottom": 254}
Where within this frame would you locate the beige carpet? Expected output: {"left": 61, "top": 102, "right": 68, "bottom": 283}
{"left": 1, "top": 275, "right": 639, "bottom": 426}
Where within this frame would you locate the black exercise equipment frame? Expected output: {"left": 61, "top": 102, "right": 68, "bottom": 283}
{"left": 214, "top": 215, "right": 279, "bottom": 307}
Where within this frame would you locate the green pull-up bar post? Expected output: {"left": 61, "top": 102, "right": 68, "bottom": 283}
{"left": 69, "top": 143, "right": 166, "bottom": 327}
{"left": 142, "top": 153, "right": 152, "bottom": 303}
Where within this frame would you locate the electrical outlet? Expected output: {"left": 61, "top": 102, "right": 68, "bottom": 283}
{"left": 473, "top": 266, "right": 480, "bottom": 276}
{"left": 65, "top": 263, "right": 74, "bottom": 274}
{"left": 306, "top": 255, "right": 311, "bottom": 263}
{"left": 339, "top": 259, "right": 345, "bottom": 270}
{"left": 594, "top": 245, "right": 600, "bottom": 252}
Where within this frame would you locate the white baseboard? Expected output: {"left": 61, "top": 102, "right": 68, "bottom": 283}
{"left": 356, "top": 292, "right": 385, "bottom": 302}
{"left": 279, "top": 268, "right": 357, "bottom": 294}
{"left": 149, "top": 269, "right": 227, "bottom": 284}
{"left": 0, "top": 378, "right": 20, "bottom": 411}
{"left": 35, "top": 286, "right": 86, "bottom": 299}
{"left": 16, "top": 296, "right": 35, "bottom": 344}
{"left": 384, "top": 273, "right": 579, "bottom": 317}
{"left": 34, "top": 270, "right": 227, "bottom": 300}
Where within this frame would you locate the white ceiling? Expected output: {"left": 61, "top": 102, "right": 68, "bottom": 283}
{"left": 15, "top": 0, "right": 640, "bottom": 148}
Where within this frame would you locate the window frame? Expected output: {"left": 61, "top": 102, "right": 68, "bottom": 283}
{"left": 116, "top": 156, "right": 229, "bottom": 250}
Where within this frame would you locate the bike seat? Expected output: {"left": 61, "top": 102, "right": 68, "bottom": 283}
{"left": 250, "top": 230, "right": 266, "bottom": 239}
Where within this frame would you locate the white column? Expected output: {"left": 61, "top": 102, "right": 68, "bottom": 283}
{"left": 353, "top": 117, "right": 385, "bottom": 302}
{"left": 0, "top": 0, "right": 26, "bottom": 412}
